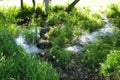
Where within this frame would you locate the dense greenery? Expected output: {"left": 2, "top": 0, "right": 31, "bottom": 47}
{"left": 100, "top": 50, "right": 120, "bottom": 79}
{"left": 0, "top": 2, "right": 120, "bottom": 79}
{"left": 106, "top": 3, "right": 120, "bottom": 28}
{"left": 0, "top": 7, "right": 58, "bottom": 80}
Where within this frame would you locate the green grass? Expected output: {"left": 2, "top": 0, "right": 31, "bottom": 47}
{"left": 0, "top": 6, "right": 59, "bottom": 80}
{"left": 0, "top": 54, "right": 59, "bottom": 80}
{"left": 1, "top": 3, "right": 120, "bottom": 79}
{"left": 106, "top": 3, "right": 120, "bottom": 28}
{"left": 0, "top": 26, "right": 59, "bottom": 80}
{"left": 100, "top": 50, "right": 120, "bottom": 79}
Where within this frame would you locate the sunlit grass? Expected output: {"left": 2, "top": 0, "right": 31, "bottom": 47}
{"left": 1, "top": 0, "right": 120, "bottom": 79}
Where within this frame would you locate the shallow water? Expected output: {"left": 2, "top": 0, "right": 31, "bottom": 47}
{"left": 66, "top": 14, "right": 115, "bottom": 53}
{"left": 15, "top": 14, "right": 115, "bottom": 54}
{"left": 15, "top": 27, "right": 44, "bottom": 54}
{"left": 15, "top": 33, "right": 43, "bottom": 54}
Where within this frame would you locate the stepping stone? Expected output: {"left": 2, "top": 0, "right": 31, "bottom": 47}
{"left": 37, "top": 40, "right": 52, "bottom": 49}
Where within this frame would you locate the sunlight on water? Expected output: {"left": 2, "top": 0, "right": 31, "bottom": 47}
{"left": 79, "top": 14, "right": 114, "bottom": 44}
{"left": 15, "top": 34, "right": 42, "bottom": 54}
{"left": 15, "top": 28, "right": 43, "bottom": 54}
{"left": 65, "top": 46, "right": 84, "bottom": 53}
{"left": 66, "top": 14, "right": 114, "bottom": 53}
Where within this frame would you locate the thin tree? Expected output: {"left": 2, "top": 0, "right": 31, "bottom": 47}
{"left": 43, "top": 0, "right": 50, "bottom": 15}
{"left": 21, "top": 0, "right": 24, "bottom": 9}
{"left": 32, "top": 0, "right": 36, "bottom": 7}
{"left": 66, "top": 0, "right": 80, "bottom": 13}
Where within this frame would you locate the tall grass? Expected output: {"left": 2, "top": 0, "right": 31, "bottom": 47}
{"left": 80, "top": 27, "right": 120, "bottom": 79}
{"left": 100, "top": 50, "right": 120, "bottom": 79}
{"left": 0, "top": 7, "right": 59, "bottom": 80}
{"left": 0, "top": 4, "right": 112, "bottom": 79}
{"left": 0, "top": 26, "right": 59, "bottom": 80}
{"left": 0, "top": 54, "right": 59, "bottom": 80}
{"left": 106, "top": 3, "right": 120, "bottom": 28}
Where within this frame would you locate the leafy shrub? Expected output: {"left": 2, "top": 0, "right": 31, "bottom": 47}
{"left": 47, "top": 11, "right": 68, "bottom": 26}
{"left": 50, "top": 5, "right": 65, "bottom": 13}
{"left": 47, "top": 25, "right": 72, "bottom": 68}
{"left": 81, "top": 28, "right": 119, "bottom": 72}
{"left": 35, "top": 6, "right": 44, "bottom": 18}
{"left": 0, "top": 25, "right": 24, "bottom": 57}
{"left": 0, "top": 53, "right": 59, "bottom": 80}
{"left": 48, "top": 25, "right": 73, "bottom": 47}
{"left": 107, "top": 4, "right": 120, "bottom": 18}
{"left": 0, "top": 21, "right": 58, "bottom": 80}
{"left": 16, "top": 5, "right": 34, "bottom": 19}
{"left": 0, "top": 7, "right": 19, "bottom": 24}
{"left": 100, "top": 50, "right": 120, "bottom": 79}
{"left": 50, "top": 48, "right": 71, "bottom": 68}
{"left": 106, "top": 3, "right": 120, "bottom": 27}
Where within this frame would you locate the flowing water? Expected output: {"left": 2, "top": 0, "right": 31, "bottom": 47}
{"left": 15, "top": 27, "right": 44, "bottom": 54}
{"left": 66, "top": 14, "right": 115, "bottom": 53}
{"left": 16, "top": 14, "right": 115, "bottom": 54}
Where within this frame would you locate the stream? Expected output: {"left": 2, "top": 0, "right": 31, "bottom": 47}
{"left": 15, "top": 14, "right": 115, "bottom": 54}
{"left": 15, "top": 27, "right": 45, "bottom": 54}
{"left": 66, "top": 14, "right": 115, "bottom": 53}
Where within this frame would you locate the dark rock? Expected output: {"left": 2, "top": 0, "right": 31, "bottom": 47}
{"left": 39, "top": 27, "right": 50, "bottom": 38}
{"left": 37, "top": 41, "right": 52, "bottom": 49}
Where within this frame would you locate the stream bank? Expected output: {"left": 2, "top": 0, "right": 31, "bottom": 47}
{"left": 15, "top": 12, "right": 118, "bottom": 80}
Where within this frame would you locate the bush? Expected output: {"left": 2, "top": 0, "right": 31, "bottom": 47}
{"left": 106, "top": 3, "right": 120, "bottom": 27}
{"left": 50, "top": 48, "right": 71, "bottom": 68}
{"left": 0, "top": 7, "right": 19, "bottom": 24}
{"left": 48, "top": 25, "right": 73, "bottom": 48}
{"left": 0, "top": 53, "right": 59, "bottom": 80}
{"left": 81, "top": 28, "right": 119, "bottom": 72}
{"left": 0, "top": 22, "right": 59, "bottom": 80}
{"left": 0, "top": 25, "right": 23, "bottom": 57}
{"left": 100, "top": 50, "right": 120, "bottom": 79}
{"left": 47, "top": 11, "right": 68, "bottom": 26}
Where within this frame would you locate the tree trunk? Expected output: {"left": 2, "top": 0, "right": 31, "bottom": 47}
{"left": 44, "top": 0, "right": 49, "bottom": 15}
{"left": 32, "top": 0, "right": 36, "bottom": 7}
{"left": 21, "top": 0, "right": 24, "bottom": 9}
{"left": 66, "top": 0, "right": 80, "bottom": 13}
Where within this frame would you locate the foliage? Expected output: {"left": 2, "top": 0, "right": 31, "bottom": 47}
{"left": 0, "top": 53, "right": 59, "bottom": 80}
{"left": 100, "top": 50, "right": 120, "bottom": 79}
{"left": 49, "top": 48, "right": 71, "bottom": 68}
{"left": 48, "top": 25, "right": 73, "bottom": 47}
{"left": 16, "top": 5, "right": 35, "bottom": 19}
{"left": 47, "top": 25, "right": 72, "bottom": 68}
{"left": 106, "top": 3, "right": 120, "bottom": 28}
{"left": 0, "top": 7, "right": 19, "bottom": 24}
{"left": 47, "top": 11, "right": 68, "bottom": 26}
{"left": 81, "top": 27, "right": 119, "bottom": 72}
{"left": 0, "top": 7, "right": 59, "bottom": 80}
{"left": 50, "top": 5, "right": 65, "bottom": 13}
{"left": 1, "top": 3, "right": 120, "bottom": 79}
{"left": 47, "top": 6, "right": 103, "bottom": 33}
{"left": 47, "top": 6, "right": 104, "bottom": 71}
{"left": 0, "top": 25, "right": 23, "bottom": 57}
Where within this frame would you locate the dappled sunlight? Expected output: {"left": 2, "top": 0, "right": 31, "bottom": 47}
{"left": 1, "top": 0, "right": 120, "bottom": 79}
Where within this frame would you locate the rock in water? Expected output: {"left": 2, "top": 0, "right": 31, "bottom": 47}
{"left": 37, "top": 41, "right": 52, "bottom": 49}
{"left": 39, "top": 27, "right": 50, "bottom": 38}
